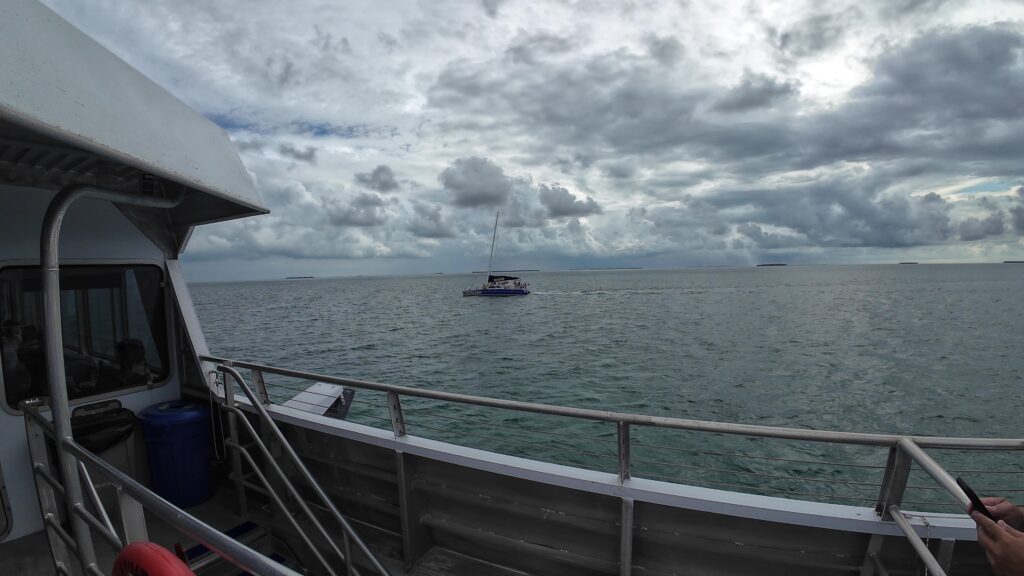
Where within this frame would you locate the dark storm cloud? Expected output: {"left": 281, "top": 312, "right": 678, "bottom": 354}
{"left": 767, "top": 8, "right": 860, "bottom": 58}
{"left": 736, "top": 223, "right": 808, "bottom": 249}
{"left": 882, "top": 0, "right": 955, "bottom": 18}
{"left": 233, "top": 138, "right": 266, "bottom": 153}
{"left": 538, "top": 184, "right": 602, "bottom": 217}
{"left": 325, "top": 192, "right": 387, "bottom": 227}
{"left": 646, "top": 35, "right": 684, "bottom": 66}
{"left": 1012, "top": 188, "right": 1024, "bottom": 234}
{"left": 427, "top": 49, "right": 707, "bottom": 158}
{"left": 355, "top": 164, "right": 400, "bottom": 192}
{"left": 959, "top": 212, "right": 1006, "bottom": 241}
{"left": 431, "top": 23, "right": 1024, "bottom": 189}
{"left": 406, "top": 201, "right": 456, "bottom": 238}
{"left": 505, "top": 32, "right": 575, "bottom": 65}
{"left": 480, "top": 0, "right": 507, "bottom": 17}
{"left": 704, "top": 181, "right": 954, "bottom": 248}
{"left": 426, "top": 23, "right": 1024, "bottom": 257}
{"left": 278, "top": 143, "right": 318, "bottom": 163}
{"left": 711, "top": 72, "right": 799, "bottom": 113}
{"left": 439, "top": 156, "right": 514, "bottom": 207}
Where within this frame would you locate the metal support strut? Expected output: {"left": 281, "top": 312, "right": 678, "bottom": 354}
{"left": 40, "top": 183, "right": 183, "bottom": 573}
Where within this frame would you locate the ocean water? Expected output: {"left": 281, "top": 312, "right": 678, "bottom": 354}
{"left": 191, "top": 264, "right": 1024, "bottom": 509}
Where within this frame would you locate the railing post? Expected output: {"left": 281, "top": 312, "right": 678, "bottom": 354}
{"left": 344, "top": 531, "right": 355, "bottom": 576}
{"left": 252, "top": 368, "right": 270, "bottom": 405}
{"left": 388, "top": 391, "right": 406, "bottom": 438}
{"left": 619, "top": 497, "right": 634, "bottom": 576}
{"left": 117, "top": 486, "right": 149, "bottom": 544}
{"left": 23, "top": 404, "right": 72, "bottom": 574}
{"left": 221, "top": 369, "right": 248, "bottom": 516}
{"left": 875, "top": 445, "right": 911, "bottom": 519}
{"left": 618, "top": 422, "right": 631, "bottom": 483}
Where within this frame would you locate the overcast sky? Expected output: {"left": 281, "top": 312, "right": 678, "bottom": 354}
{"left": 44, "top": 0, "right": 1024, "bottom": 280}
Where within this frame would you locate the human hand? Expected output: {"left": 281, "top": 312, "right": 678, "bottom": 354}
{"left": 972, "top": 498, "right": 1024, "bottom": 530}
{"left": 974, "top": 511, "right": 1024, "bottom": 575}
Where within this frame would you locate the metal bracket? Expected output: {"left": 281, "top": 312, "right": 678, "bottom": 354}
{"left": 388, "top": 392, "right": 407, "bottom": 438}
{"left": 876, "top": 446, "right": 911, "bottom": 519}
{"left": 618, "top": 422, "right": 631, "bottom": 483}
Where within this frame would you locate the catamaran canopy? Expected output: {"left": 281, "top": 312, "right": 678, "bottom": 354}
{"left": 0, "top": 0, "right": 268, "bottom": 254}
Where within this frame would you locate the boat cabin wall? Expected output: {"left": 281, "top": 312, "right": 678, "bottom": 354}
{"left": 0, "top": 184, "right": 185, "bottom": 541}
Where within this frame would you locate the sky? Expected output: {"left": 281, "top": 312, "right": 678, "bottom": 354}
{"left": 43, "top": 0, "right": 1024, "bottom": 281}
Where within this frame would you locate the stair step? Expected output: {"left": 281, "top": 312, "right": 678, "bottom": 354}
{"left": 411, "top": 547, "right": 534, "bottom": 576}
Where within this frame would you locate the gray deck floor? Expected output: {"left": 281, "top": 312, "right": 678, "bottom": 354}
{"left": 1, "top": 486, "right": 256, "bottom": 575}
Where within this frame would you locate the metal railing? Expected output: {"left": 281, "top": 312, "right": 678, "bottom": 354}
{"left": 215, "top": 364, "right": 391, "bottom": 576}
{"left": 22, "top": 400, "right": 301, "bottom": 576}
{"left": 202, "top": 354, "right": 1024, "bottom": 576}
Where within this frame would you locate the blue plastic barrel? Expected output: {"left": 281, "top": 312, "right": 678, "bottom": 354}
{"left": 138, "top": 400, "right": 212, "bottom": 508}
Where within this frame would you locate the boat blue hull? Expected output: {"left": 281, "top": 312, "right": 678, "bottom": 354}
{"left": 463, "top": 288, "right": 530, "bottom": 297}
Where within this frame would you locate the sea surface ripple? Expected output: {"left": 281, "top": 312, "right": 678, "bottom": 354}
{"left": 192, "top": 265, "right": 1024, "bottom": 509}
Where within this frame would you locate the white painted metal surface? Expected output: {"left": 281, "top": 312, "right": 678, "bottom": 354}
{"left": 0, "top": 0, "right": 266, "bottom": 219}
{"left": 282, "top": 383, "right": 350, "bottom": 416}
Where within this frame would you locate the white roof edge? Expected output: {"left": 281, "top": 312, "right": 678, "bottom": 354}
{"left": 0, "top": 0, "right": 266, "bottom": 214}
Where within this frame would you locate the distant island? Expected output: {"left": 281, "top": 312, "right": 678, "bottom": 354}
{"left": 471, "top": 269, "right": 541, "bottom": 273}
{"left": 285, "top": 276, "right": 315, "bottom": 279}
{"left": 1005, "top": 260, "right": 1024, "bottom": 264}
{"left": 757, "top": 263, "right": 787, "bottom": 267}
{"left": 569, "top": 267, "right": 643, "bottom": 271}
{"left": 899, "top": 262, "right": 918, "bottom": 265}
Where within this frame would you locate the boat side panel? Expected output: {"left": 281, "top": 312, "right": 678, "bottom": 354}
{"left": 268, "top": 412, "right": 992, "bottom": 575}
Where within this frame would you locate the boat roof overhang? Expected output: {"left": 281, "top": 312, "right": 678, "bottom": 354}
{"left": 0, "top": 0, "right": 268, "bottom": 257}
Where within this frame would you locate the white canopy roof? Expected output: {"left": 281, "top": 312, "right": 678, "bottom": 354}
{"left": 0, "top": 0, "right": 267, "bottom": 230}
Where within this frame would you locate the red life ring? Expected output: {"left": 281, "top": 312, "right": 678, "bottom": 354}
{"left": 112, "top": 542, "right": 195, "bottom": 576}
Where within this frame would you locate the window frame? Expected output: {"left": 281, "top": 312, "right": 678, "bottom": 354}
{"left": 0, "top": 260, "right": 175, "bottom": 415}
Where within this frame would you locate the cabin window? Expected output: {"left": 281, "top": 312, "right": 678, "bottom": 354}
{"left": 0, "top": 265, "right": 169, "bottom": 410}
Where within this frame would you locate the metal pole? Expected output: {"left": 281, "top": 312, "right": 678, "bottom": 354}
{"left": 201, "top": 357, "right": 1024, "bottom": 450}
{"left": 219, "top": 366, "right": 391, "bottom": 575}
{"left": 40, "top": 183, "right": 184, "bottom": 573}
{"left": 64, "top": 438, "right": 302, "bottom": 576}
{"left": 221, "top": 369, "right": 248, "bottom": 515}
{"left": 78, "top": 462, "right": 117, "bottom": 542}
{"left": 486, "top": 211, "right": 499, "bottom": 278}
{"left": 887, "top": 506, "right": 947, "bottom": 576}
{"left": 898, "top": 438, "right": 971, "bottom": 511}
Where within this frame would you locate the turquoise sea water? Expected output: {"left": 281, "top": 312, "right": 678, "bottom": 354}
{"left": 191, "top": 264, "right": 1024, "bottom": 509}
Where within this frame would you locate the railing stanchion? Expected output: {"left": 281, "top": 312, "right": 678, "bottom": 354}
{"left": 222, "top": 368, "right": 249, "bottom": 516}
{"left": 875, "top": 445, "right": 911, "bottom": 520}
{"left": 117, "top": 486, "right": 148, "bottom": 544}
{"left": 344, "top": 532, "right": 355, "bottom": 576}
{"left": 619, "top": 497, "right": 634, "bottom": 576}
{"left": 618, "top": 422, "right": 631, "bottom": 483}
{"left": 388, "top": 392, "right": 406, "bottom": 438}
{"left": 22, "top": 401, "right": 73, "bottom": 573}
{"left": 253, "top": 369, "right": 270, "bottom": 405}
{"left": 887, "top": 506, "right": 947, "bottom": 576}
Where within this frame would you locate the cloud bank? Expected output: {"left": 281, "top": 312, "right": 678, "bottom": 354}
{"left": 40, "top": 0, "right": 1024, "bottom": 279}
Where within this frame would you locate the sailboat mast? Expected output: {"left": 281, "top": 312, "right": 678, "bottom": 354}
{"left": 486, "top": 211, "right": 499, "bottom": 277}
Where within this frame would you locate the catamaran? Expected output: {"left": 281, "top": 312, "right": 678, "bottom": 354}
{"left": 0, "top": 1, "right": 1012, "bottom": 575}
{"left": 463, "top": 212, "right": 530, "bottom": 297}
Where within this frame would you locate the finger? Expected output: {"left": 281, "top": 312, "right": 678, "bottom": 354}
{"left": 982, "top": 497, "right": 1009, "bottom": 506}
{"left": 975, "top": 511, "right": 1006, "bottom": 543}
{"left": 978, "top": 525, "right": 993, "bottom": 548}
{"left": 999, "top": 520, "right": 1024, "bottom": 539}
{"left": 989, "top": 500, "right": 1018, "bottom": 517}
